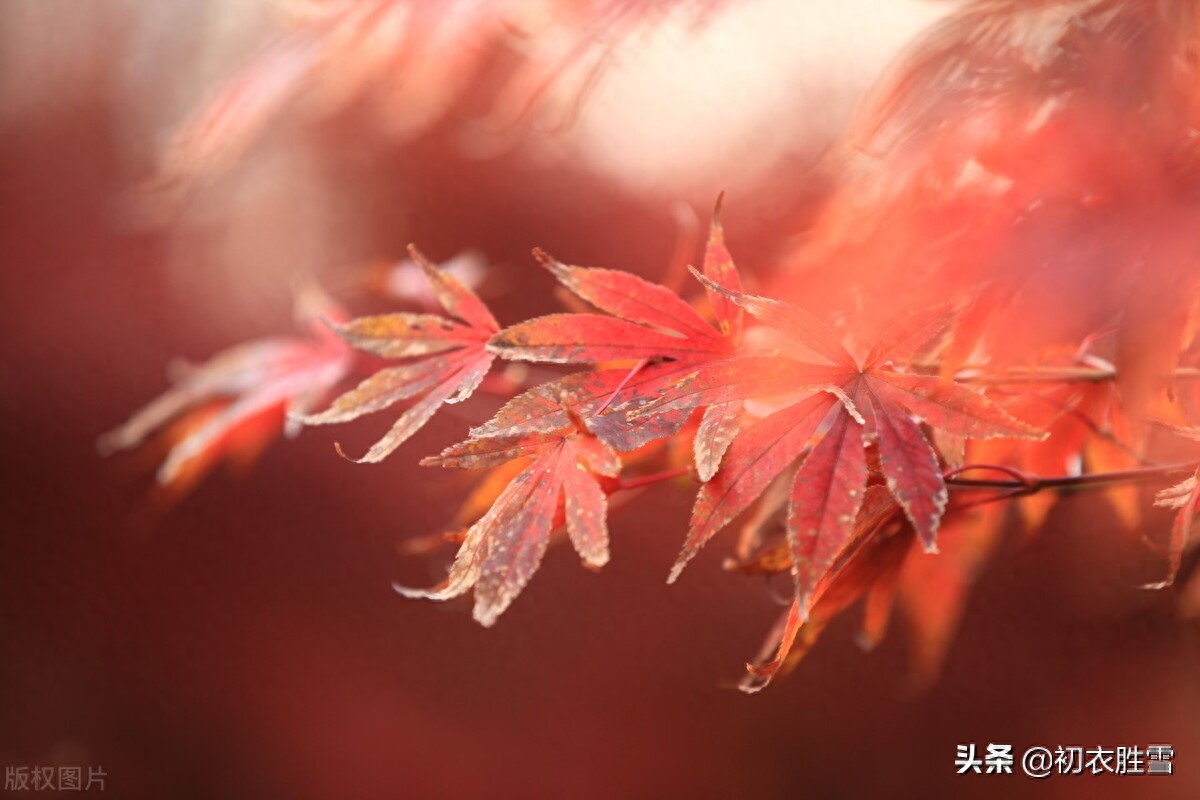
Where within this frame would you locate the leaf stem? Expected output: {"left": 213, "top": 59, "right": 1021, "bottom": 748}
{"left": 945, "top": 461, "right": 1199, "bottom": 496}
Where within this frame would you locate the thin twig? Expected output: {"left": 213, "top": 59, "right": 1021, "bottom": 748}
{"left": 945, "top": 461, "right": 1199, "bottom": 496}
{"left": 952, "top": 365, "right": 1200, "bottom": 386}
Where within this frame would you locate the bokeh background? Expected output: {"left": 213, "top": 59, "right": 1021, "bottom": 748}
{"left": 2, "top": 1, "right": 1198, "bottom": 797}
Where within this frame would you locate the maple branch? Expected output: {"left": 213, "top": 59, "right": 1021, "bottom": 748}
{"left": 951, "top": 365, "right": 1200, "bottom": 386}
{"left": 944, "top": 462, "right": 1200, "bottom": 496}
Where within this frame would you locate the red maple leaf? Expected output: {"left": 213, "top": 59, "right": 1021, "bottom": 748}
{"left": 294, "top": 245, "right": 499, "bottom": 462}
{"left": 476, "top": 201, "right": 755, "bottom": 455}
{"left": 396, "top": 399, "right": 620, "bottom": 626}
{"left": 736, "top": 485, "right": 914, "bottom": 693}
{"left": 99, "top": 284, "right": 354, "bottom": 487}
{"left": 660, "top": 276, "right": 1045, "bottom": 617}
{"left": 1152, "top": 426, "right": 1200, "bottom": 587}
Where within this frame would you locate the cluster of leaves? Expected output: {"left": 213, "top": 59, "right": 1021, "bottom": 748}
{"left": 106, "top": 0, "right": 1200, "bottom": 690}
{"left": 104, "top": 200, "right": 1200, "bottom": 690}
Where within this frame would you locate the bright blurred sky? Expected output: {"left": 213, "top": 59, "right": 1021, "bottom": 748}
{"left": 563, "top": 0, "right": 946, "bottom": 200}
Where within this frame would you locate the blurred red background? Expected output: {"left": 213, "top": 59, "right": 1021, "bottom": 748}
{"left": 2, "top": 2, "right": 1198, "bottom": 798}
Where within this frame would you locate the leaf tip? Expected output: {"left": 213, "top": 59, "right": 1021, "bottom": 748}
{"left": 286, "top": 409, "right": 320, "bottom": 428}
{"left": 155, "top": 460, "right": 182, "bottom": 487}
{"left": 794, "top": 592, "right": 813, "bottom": 625}
{"left": 484, "top": 331, "right": 517, "bottom": 358}
{"left": 582, "top": 552, "right": 610, "bottom": 570}
{"left": 855, "top": 630, "right": 880, "bottom": 652}
{"left": 687, "top": 266, "right": 738, "bottom": 305}
{"left": 737, "top": 670, "right": 769, "bottom": 695}
{"left": 95, "top": 430, "right": 123, "bottom": 457}
{"left": 406, "top": 243, "right": 446, "bottom": 285}
{"left": 391, "top": 580, "right": 424, "bottom": 599}
{"left": 333, "top": 440, "right": 380, "bottom": 464}
{"left": 323, "top": 316, "right": 354, "bottom": 346}
{"left": 472, "top": 604, "right": 502, "bottom": 628}
{"left": 531, "top": 247, "right": 568, "bottom": 279}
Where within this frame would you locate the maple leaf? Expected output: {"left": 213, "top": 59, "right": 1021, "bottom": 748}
{"left": 99, "top": 285, "right": 354, "bottom": 487}
{"left": 723, "top": 481, "right": 1008, "bottom": 692}
{"left": 667, "top": 392, "right": 845, "bottom": 584}
{"left": 737, "top": 486, "right": 914, "bottom": 693}
{"left": 475, "top": 202, "right": 757, "bottom": 456}
{"left": 487, "top": 245, "right": 734, "bottom": 365}
{"left": 375, "top": 249, "right": 487, "bottom": 308}
{"left": 1150, "top": 426, "right": 1200, "bottom": 588}
{"left": 293, "top": 245, "right": 498, "bottom": 462}
{"left": 1150, "top": 472, "right": 1197, "bottom": 588}
{"left": 137, "top": 401, "right": 288, "bottom": 510}
{"left": 662, "top": 275, "right": 1045, "bottom": 617}
{"left": 396, "top": 399, "right": 620, "bottom": 626}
